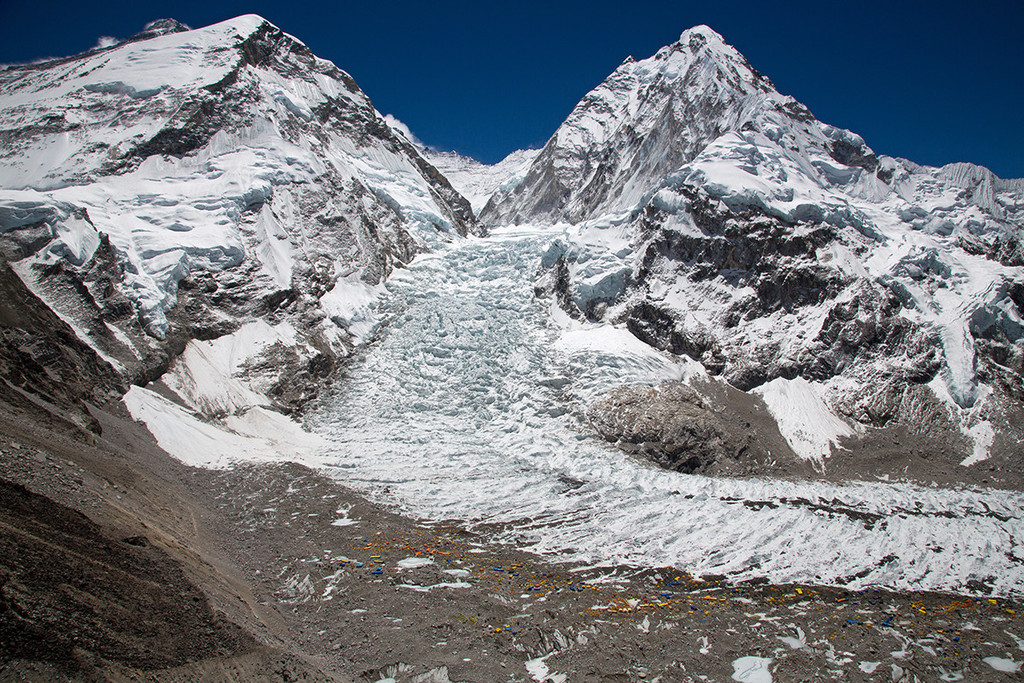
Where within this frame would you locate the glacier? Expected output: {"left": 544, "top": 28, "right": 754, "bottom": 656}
{"left": 305, "top": 227, "right": 1024, "bottom": 596}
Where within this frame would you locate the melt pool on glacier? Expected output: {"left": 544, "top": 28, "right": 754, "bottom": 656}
{"left": 306, "top": 226, "right": 1024, "bottom": 597}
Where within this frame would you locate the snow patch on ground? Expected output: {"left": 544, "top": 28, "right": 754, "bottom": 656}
{"left": 525, "top": 654, "right": 567, "bottom": 683}
{"left": 777, "top": 627, "right": 806, "bottom": 650}
{"left": 962, "top": 421, "right": 996, "bottom": 467}
{"left": 123, "top": 386, "right": 320, "bottom": 468}
{"left": 396, "top": 582, "right": 471, "bottom": 592}
{"left": 930, "top": 379, "right": 999, "bottom": 467}
{"left": 553, "top": 322, "right": 703, "bottom": 406}
{"left": 396, "top": 557, "right": 434, "bottom": 569}
{"left": 982, "top": 656, "right": 1022, "bottom": 673}
{"left": 731, "top": 656, "right": 772, "bottom": 682}
{"left": 163, "top": 320, "right": 305, "bottom": 418}
{"left": 127, "top": 319, "right": 326, "bottom": 469}
{"left": 752, "top": 377, "right": 856, "bottom": 465}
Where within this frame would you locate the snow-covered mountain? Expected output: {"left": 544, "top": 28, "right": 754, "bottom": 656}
{"left": 1, "top": 17, "right": 1021, "bottom": 482}
{"left": 2, "top": 13, "right": 1024, "bottom": 617}
{"left": 481, "top": 25, "right": 814, "bottom": 226}
{"left": 495, "top": 26, "right": 1023, "bottom": 472}
{"left": 423, "top": 148, "right": 539, "bottom": 216}
{"left": 382, "top": 114, "right": 540, "bottom": 216}
{"left": 0, "top": 16, "right": 478, "bottom": 422}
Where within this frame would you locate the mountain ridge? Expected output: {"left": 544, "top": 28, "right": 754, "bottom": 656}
{"left": 482, "top": 23, "right": 1024, "bottom": 473}
{"left": 0, "top": 14, "right": 480, "bottom": 430}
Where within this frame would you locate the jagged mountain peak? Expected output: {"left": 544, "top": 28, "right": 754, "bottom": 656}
{"left": 481, "top": 26, "right": 799, "bottom": 226}
{"left": 600, "top": 25, "right": 767, "bottom": 103}
{"left": 0, "top": 14, "right": 477, "bottom": 406}
{"left": 664, "top": 25, "right": 743, "bottom": 63}
{"left": 0, "top": 15, "right": 360, "bottom": 188}
{"left": 107, "top": 15, "right": 274, "bottom": 59}
{"left": 130, "top": 18, "right": 193, "bottom": 41}
{"left": 612, "top": 25, "right": 734, "bottom": 69}
{"left": 159, "top": 13, "right": 271, "bottom": 40}
{"left": 679, "top": 24, "right": 724, "bottom": 42}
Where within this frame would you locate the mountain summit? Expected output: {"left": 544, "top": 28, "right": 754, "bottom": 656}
{"left": 488, "top": 26, "right": 1024, "bottom": 473}
{"left": 0, "top": 15, "right": 477, "bottom": 419}
{"left": 482, "top": 25, "right": 825, "bottom": 225}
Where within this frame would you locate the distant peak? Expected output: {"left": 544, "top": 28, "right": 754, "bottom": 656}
{"left": 129, "top": 18, "right": 191, "bottom": 42}
{"left": 142, "top": 18, "right": 190, "bottom": 34}
{"left": 383, "top": 114, "right": 424, "bottom": 148}
{"left": 224, "top": 14, "right": 275, "bottom": 30}
{"left": 679, "top": 25, "right": 726, "bottom": 49}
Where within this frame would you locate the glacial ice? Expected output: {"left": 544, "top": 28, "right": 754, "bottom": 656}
{"left": 306, "top": 226, "right": 1024, "bottom": 597}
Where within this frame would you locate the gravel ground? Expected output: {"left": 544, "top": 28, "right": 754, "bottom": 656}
{"left": 1, "top": 397, "right": 1022, "bottom": 682}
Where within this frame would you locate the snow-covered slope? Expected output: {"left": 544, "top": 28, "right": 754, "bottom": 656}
{"left": 424, "top": 148, "right": 539, "bottom": 215}
{"left": 0, "top": 16, "right": 478, "bottom": 422}
{"left": 507, "top": 26, "right": 1023, "bottom": 471}
{"left": 382, "top": 115, "right": 539, "bottom": 216}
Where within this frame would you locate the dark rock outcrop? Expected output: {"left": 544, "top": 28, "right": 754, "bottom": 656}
{"left": 587, "top": 381, "right": 810, "bottom": 477}
{"left": 0, "top": 478, "right": 256, "bottom": 673}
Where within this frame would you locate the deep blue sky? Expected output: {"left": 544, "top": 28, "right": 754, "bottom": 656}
{"left": 1, "top": 0, "right": 1021, "bottom": 177}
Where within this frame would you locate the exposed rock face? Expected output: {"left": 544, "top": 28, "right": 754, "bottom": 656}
{"left": 126, "top": 18, "right": 192, "bottom": 42}
{"left": 588, "top": 381, "right": 789, "bottom": 476}
{"left": 516, "top": 26, "right": 1024, "bottom": 471}
{"left": 610, "top": 189, "right": 945, "bottom": 412}
{"left": 0, "top": 478, "right": 257, "bottom": 673}
{"left": 0, "top": 256, "right": 124, "bottom": 435}
{"left": 0, "top": 15, "right": 479, "bottom": 419}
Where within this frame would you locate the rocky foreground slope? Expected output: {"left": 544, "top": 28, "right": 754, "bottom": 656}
{"left": 4, "top": 401, "right": 1021, "bottom": 682}
{"left": 483, "top": 26, "right": 1024, "bottom": 477}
